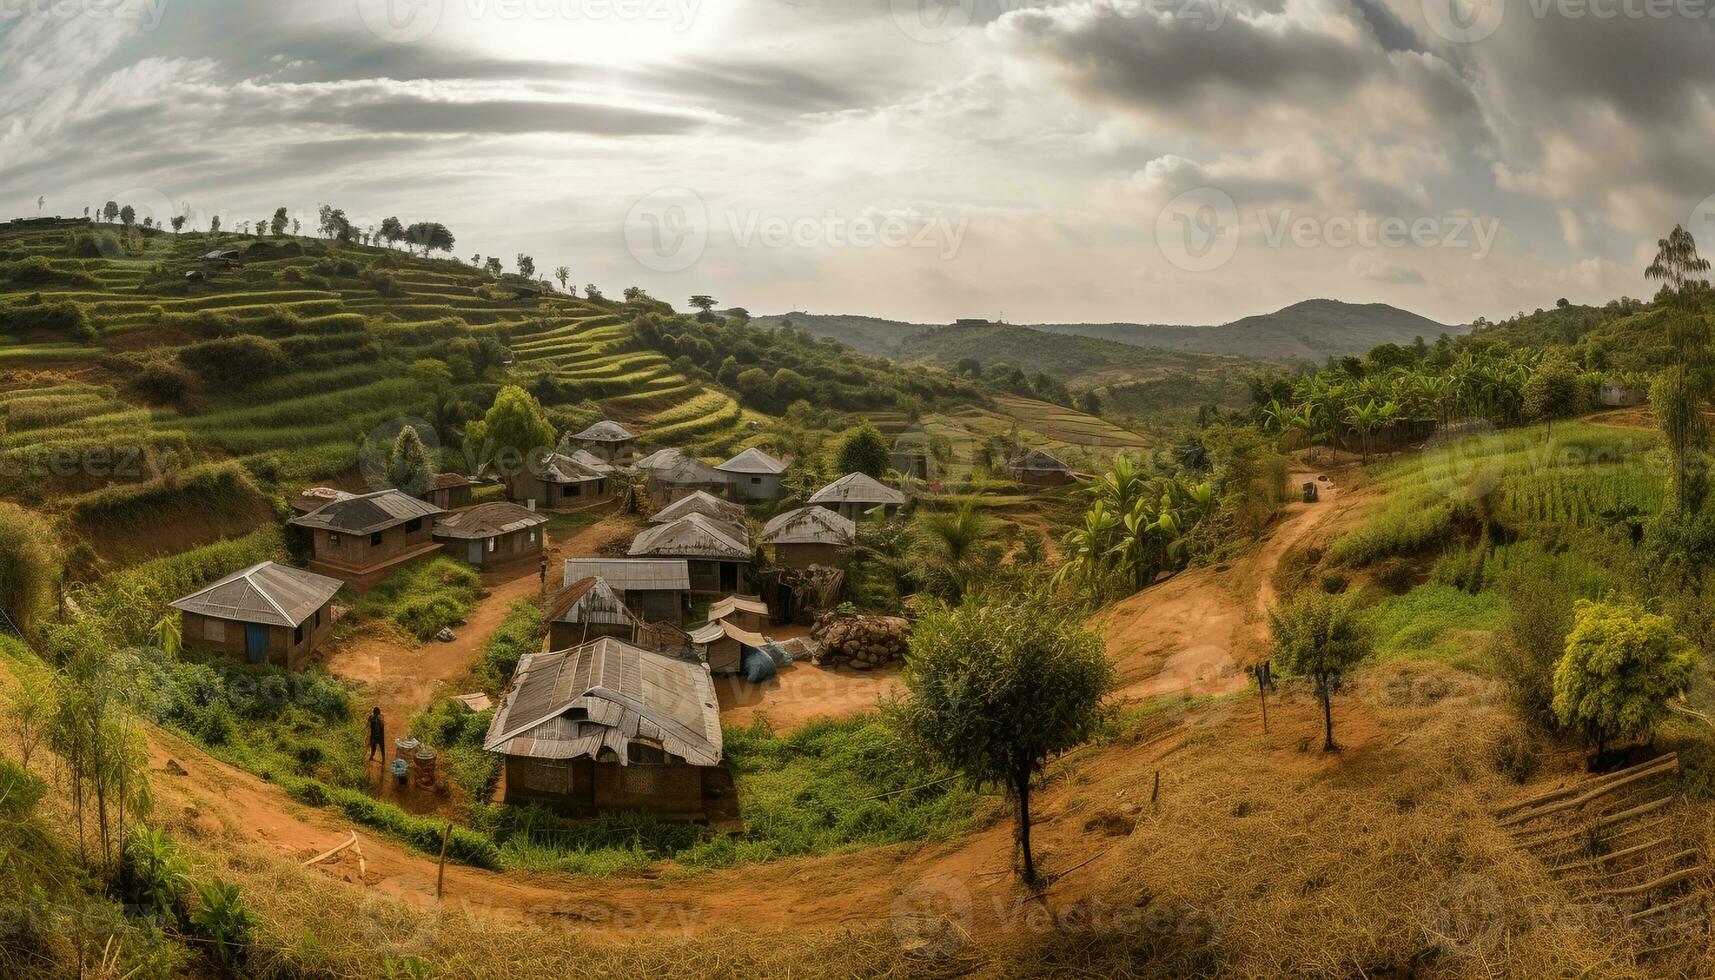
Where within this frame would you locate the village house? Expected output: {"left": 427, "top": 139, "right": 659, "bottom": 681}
{"left": 563, "top": 558, "right": 691, "bottom": 626}
{"left": 483, "top": 638, "right": 730, "bottom": 820}
{"left": 170, "top": 561, "right": 342, "bottom": 670}
{"left": 809, "top": 472, "right": 908, "bottom": 521}
{"left": 289, "top": 489, "right": 444, "bottom": 589}
{"left": 629, "top": 513, "right": 752, "bottom": 594}
{"left": 636, "top": 448, "right": 731, "bottom": 503}
{"left": 688, "top": 619, "right": 767, "bottom": 675}
{"left": 547, "top": 576, "right": 637, "bottom": 648}
{"left": 505, "top": 452, "right": 610, "bottom": 510}
{"left": 567, "top": 420, "right": 639, "bottom": 465}
{"left": 761, "top": 506, "right": 856, "bottom": 569}
{"left": 1008, "top": 448, "right": 1076, "bottom": 487}
{"left": 651, "top": 489, "right": 746, "bottom": 528}
{"left": 708, "top": 595, "right": 769, "bottom": 633}
{"left": 716, "top": 447, "right": 789, "bottom": 502}
{"left": 1599, "top": 382, "right": 1647, "bottom": 408}
{"left": 421, "top": 472, "right": 478, "bottom": 510}
{"left": 433, "top": 502, "right": 549, "bottom": 568}
{"left": 288, "top": 485, "right": 353, "bottom": 515}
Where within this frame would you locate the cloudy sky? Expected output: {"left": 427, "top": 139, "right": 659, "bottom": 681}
{"left": 2, "top": 0, "right": 1710, "bottom": 326}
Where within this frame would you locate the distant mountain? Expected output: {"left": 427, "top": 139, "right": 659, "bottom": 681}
{"left": 751, "top": 300, "right": 1463, "bottom": 364}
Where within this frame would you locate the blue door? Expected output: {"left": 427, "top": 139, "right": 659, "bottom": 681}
{"left": 245, "top": 624, "right": 269, "bottom": 664}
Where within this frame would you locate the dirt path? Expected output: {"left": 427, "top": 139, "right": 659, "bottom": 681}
{"left": 127, "top": 482, "right": 1374, "bottom": 941}
{"left": 1099, "top": 470, "right": 1358, "bottom": 702}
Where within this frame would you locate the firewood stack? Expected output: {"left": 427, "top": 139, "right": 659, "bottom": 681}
{"left": 811, "top": 613, "right": 910, "bottom": 670}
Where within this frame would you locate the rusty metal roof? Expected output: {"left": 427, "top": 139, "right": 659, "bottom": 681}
{"left": 809, "top": 472, "right": 908, "bottom": 507}
{"left": 433, "top": 502, "right": 549, "bottom": 539}
{"left": 170, "top": 561, "right": 342, "bottom": 628}
{"left": 762, "top": 506, "right": 856, "bottom": 546}
{"left": 547, "top": 577, "right": 637, "bottom": 628}
{"left": 570, "top": 420, "right": 636, "bottom": 443}
{"left": 289, "top": 489, "right": 443, "bottom": 534}
{"left": 652, "top": 490, "right": 745, "bottom": 527}
{"left": 1009, "top": 449, "right": 1070, "bottom": 471}
{"left": 563, "top": 558, "right": 691, "bottom": 593}
{"left": 709, "top": 595, "right": 768, "bottom": 621}
{"left": 630, "top": 513, "right": 750, "bottom": 560}
{"left": 717, "top": 447, "right": 788, "bottom": 475}
{"left": 483, "top": 638, "right": 722, "bottom": 766}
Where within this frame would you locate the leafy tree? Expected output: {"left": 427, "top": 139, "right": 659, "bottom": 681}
{"left": 317, "top": 204, "right": 353, "bottom": 241}
{"left": 516, "top": 254, "right": 535, "bottom": 279}
{"left": 1553, "top": 599, "right": 1695, "bottom": 765}
{"left": 892, "top": 595, "right": 1112, "bottom": 886}
{"left": 0, "top": 503, "right": 61, "bottom": 634}
{"left": 837, "top": 424, "right": 892, "bottom": 479}
{"left": 554, "top": 266, "right": 571, "bottom": 292}
{"left": 1268, "top": 591, "right": 1372, "bottom": 751}
{"left": 910, "top": 503, "right": 998, "bottom": 603}
{"left": 584, "top": 283, "right": 604, "bottom": 301}
{"left": 689, "top": 294, "right": 716, "bottom": 315}
{"left": 387, "top": 426, "right": 435, "bottom": 495}
{"left": 484, "top": 257, "right": 504, "bottom": 278}
{"left": 292, "top": 218, "right": 300, "bottom": 236}
{"left": 771, "top": 368, "right": 812, "bottom": 408}
{"left": 269, "top": 207, "right": 289, "bottom": 237}
{"left": 1521, "top": 349, "right": 1583, "bottom": 434}
{"left": 169, "top": 215, "right": 186, "bottom": 233}
{"left": 118, "top": 205, "right": 135, "bottom": 228}
{"left": 1645, "top": 225, "right": 1713, "bottom": 514}
{"left": 404, "top": 222, "right": 455, "bottom": 256}
{"left": 380, "top": 216, "right": 405, "bottom": 248}
{"left": 1080, "top": 389, "right": 1103, "bottom": 416}
{"left": 465, "top": 385, "right": 556, "bottom": 475}
{"left": 209, "top": 215, "right": 220, "bottom": 235}
{"left": 102, "top": 201, "right": 118, "bottom": 222}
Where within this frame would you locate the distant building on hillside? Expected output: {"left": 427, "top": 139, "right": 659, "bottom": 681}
{"left": 433, "top": 502, "right": 548, "bottom": 568}
{"left": 1008, "top": 449, "right": 1075, "bottom": 487}
{"left": 420, "top": 472, "right": 477, "bottom": 511}
{"left": 171, "top": 562, "right": 342, "bottom": 670}
{"left": 1599, "top": 382, "right": 1647, "bottom": 408}
{"left": 636, "top": 448, "right": 732, "bottom": 504}
{"left": 566, "top": 420, "right": 638, "bottom": 465}
{"left": 289, "top": 489, "right": 444, "bottom": 589}
{"left": 483, "top": 638, "right": 731, "bottom": 820}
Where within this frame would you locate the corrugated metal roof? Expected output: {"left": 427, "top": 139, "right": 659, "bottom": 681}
{"left": 483, "top": 638, "right": 722, "bottom": 766}
{"left": 433, "top": 502, "right": 549, "bottom": 539}
{"left": 571, "top": 420, "right": 636, "bottom": 443}
{"left": 717, "top": 447, "right": 788, "bottom": 475}
{"left": 429, "top": 472, "right": 476, "bottom": 491}
{"left": 809, "top": 472, "right": 908, "bottom": 507}
{"left": 762, "top": 506, "right": 856, "bottom": 546}
{"left": 535, "top": 452, "right": 608, "bottom": 485}
{"left": 652, "top": 490, "right": 745, "bottom": 526}
{"left": 547, "top": 577, "right": 637, "bottom": 628}
{"left": 689, "top": 620, "right": 767, "bottom": 648}
{"left": 638, "top": 448, "right": 728, "bottom": 486}
{"left": 563, "top": 558, "right": 691, "bottom": 593}
{"left": 170, "top": 561, "right": 342, "bottom": 628}
{"left": 709, "top": 595, "right": 769, "bottom": 621}
{"left": 630, "top": 513, "right": 750, "bottom": 560}
{"left": 290, "top": 489, "right": 444, "bottom": 534}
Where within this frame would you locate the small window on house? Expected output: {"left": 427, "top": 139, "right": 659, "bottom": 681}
{"left": 528, "top": 530, "right": 537, "bottom": 543}
{"left": 751, "top": 477, "right": 762, "bottom": 485}
{"left": 487, "top": 538, "right": 497, "bottom": 553}
{"left": 370, "top": 532, "right": 383, "bottom": 547}
{"left": 205, "top": 619, "right": 226, "bottom": 642}
{"left": 627, "top": 740, "right": 668, "bottom": 765}
{"left": 294, "top": 625, "right": 304, "bottom": 644}
{"left": 569, "top": 483, "right": 583, "bottom": 497}
{"left": 314, "top": 608, "right": 321, "bottom": 627}
{"left": 330, "top": 533, "right": 342, "bottom": 547}
{"left": 405, "top": 517, "right": 423, "bottom": 534}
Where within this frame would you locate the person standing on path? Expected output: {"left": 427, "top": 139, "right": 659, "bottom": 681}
{"left": 367, "top": 707, "right": 385, "bottom": 762}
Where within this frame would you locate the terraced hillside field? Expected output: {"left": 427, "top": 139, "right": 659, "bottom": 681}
{"left": 0, "top": 219, "right": 754, "bottom": 564}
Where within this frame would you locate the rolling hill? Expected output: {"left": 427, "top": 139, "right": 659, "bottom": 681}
{"left": 753, "top": 299, "right": 1463, "bottom": 364}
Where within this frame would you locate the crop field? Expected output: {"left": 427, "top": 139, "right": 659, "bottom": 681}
{"left": 0, "top": 219, "right": 752, "bottom": 566}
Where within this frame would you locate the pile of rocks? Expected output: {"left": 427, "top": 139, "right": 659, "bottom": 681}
{"left": 811, "top": 613, "right": 910, "bottom": 671}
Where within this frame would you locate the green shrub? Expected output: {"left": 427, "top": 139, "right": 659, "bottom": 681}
{"left": 473, "top": 598, "right": 544, "bottom": 689}
{"left": 0, "top": 758, "right": 46, "bottom": 816}
{"left": 190, "top": 879, "right": 258, "bottom": 972}
{"left": 0, "top": 503, "right": 62, "bottom": 634}
{"left": 131, "top": 362, "right": 195, "bottom": 404}
{"left": 177, "top": 334, "right": 287, "bottom": 389}
{"left": 357, "top": 558, "right": 483, "bottom": 640}
{"left": 120, "top": 828, "right": 191, "bottom": 926}
{"left": 0, "top": 298, "right": 94, "bottom": 337}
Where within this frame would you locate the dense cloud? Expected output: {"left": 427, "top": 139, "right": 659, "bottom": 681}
{"left": 0, "top": 0, "right": 1701, "bottom": 324}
